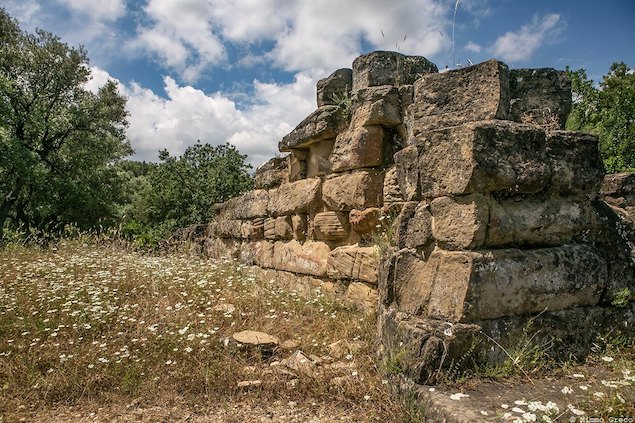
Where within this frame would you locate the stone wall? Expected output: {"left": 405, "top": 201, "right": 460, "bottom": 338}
{"left": 192, "top": 51, "right": 634, "bottom": 382}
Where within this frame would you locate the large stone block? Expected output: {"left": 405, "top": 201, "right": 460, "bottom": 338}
{"left": 254, "top": 156, "right": 288, "bottom": 190}
{"left": 279, "top": 106, "right": 349, "bottom": 152}
{"left": 418, "top": 120, "right": 551, "bottom": 197}
{"left": 263, "top": 218, "right": 276, "bottom": 240}
{"left": 241, "top": 240, "right": 274, "bottom": 267}
{"left": 392, "top": 249, "right": 439, "bottom": 315}
{"left": 350, "top": 85, "right": 402, "bottom": 128}
{"left": 306, "top": 139, "right": 334, "bottom": 177}
{"left": 291, "top": 214, "right": 308, "bottom": 241}
{"left": 383, "top": 166, "right": 403, "bottom": 205}
{"left": 313, "top": 211, "right": 350, "bottom": 241}
{"left": 322, "top": 171, "right": 384, "bottom": 211}
{"left": 232, "top": 190, "right": 269, "bottom": 219}
{"left": 346, "top": 282, "right": 379, "bottom": 311}
{"left": 404, "top": 202, "right": 433, "bottom": 249}
{"left": 349, "top": 208, "right": 382, "bottom": 235}
{"left": 423, "top": 245, "right": 605, "bottom": 322}
{"left": 412, "top": 59, "right": 510, "bottom": 133}
{"left": 267, "top": 177, "right": 322, "bottom": 216}
{"left": 546, "top": 131, "right": 605, "bottom": 195}
{"left": 487, "top": 195, "right": 600, "bottom": 247}
{"left": 509, "top": 68, "right": 572, "bottom": 129}
{"left": 352, "top": 51, "right": 438, "bottom": 91}
{"left": 288, "top": 150, "right": 307, "bottom": 182}
{"left": 393, "top": 145, "right": 420, "bottom": 201}
{"left": 215, "top": 218, "right": 242, "bottom": 239}
{"left": 272, "top": 240, "right": 331, "bottom": 277}
{"left": 330, "top": 126, "right": 384, "bottom": 172}
{"left": 601, "top": 172, "right": 635, "bottom": 207}
{"left": 430, "top": 194, "right": 489, "bottom": 250}
{"left": 274, "top": 216, "right": 293, "bottom": 240}
{"left": 240, "top": 220, "right": 264, "bottom": 240}
{"left": 316, "top": 68, "right": 353, "bottom": 107}
{"left": 327, "top": 245, "right": 380, "bottom": 284}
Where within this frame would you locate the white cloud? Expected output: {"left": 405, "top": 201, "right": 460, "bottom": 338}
{"left": 465, "top": 41, "right": 482, "bottom": 53}
{"left": 130, "top": 0, "right": 449, "bottom": 81}
{"left": 490, "top": 13, "right": 562, "bottom": 62}
{"left": 87, "top": 66, "right": 315, "bottom": 167}
{"left": 57, "top": 0, "right": 126, "bottom": 21}
{"left": 128, "top": 0, "right": 226, "bottom": 83}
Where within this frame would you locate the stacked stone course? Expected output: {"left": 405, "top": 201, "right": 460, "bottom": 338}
{"left": 194, "top": 51, "right": 635, "bottom": 383}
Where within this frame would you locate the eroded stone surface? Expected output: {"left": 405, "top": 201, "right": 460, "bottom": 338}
{"left": 330, "top": 126, "right": 384, "bottom": 172}
{"left": 352, "top": 51, "right": 437, "bottom": 92}
{"left": 316, "top": 68, "right": 353, "bottom": 107}
{"left": 327, "top": 245, "right": 380, "bottom": 284}
{"left": 418, "top": 120, "right": 551, "bottom": 197}
{"left": 509, "top": 67, "right": 572, "bottom": 129}
{"left": 412, "top": 59, "right": 510, "bottom": 134}
{"left": 268, "top": 178, "right": 322, "bottom": 216}
{"left": 350, "top": 85, "right": 402, "bottom": 128}
{"left": 313, "top": 211, "right": 351, "bottom": 241}
{"left": 272, "top": 240, "right": 331, "bottom": 277}
{"left": 322, "top": 171, "right": 384, "bottom": 211}
{"left": 254, "top": 156, "right": 288, "bottom": 190}
{"left": 279, "top": 106, "right": 349, "bottom": 152}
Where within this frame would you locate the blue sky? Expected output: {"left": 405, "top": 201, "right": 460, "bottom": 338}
{"left": 4, "top": 0, "right": 634, "bottom": 167}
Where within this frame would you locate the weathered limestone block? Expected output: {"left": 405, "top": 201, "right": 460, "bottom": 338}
{"left": 392, "top": 249, "right": 439, "bottom": 315}
{"left": 430, "top": 194, "right": 489, "bottom": 250}
{"left": 378, "top": 305, "right": 481, "bottom": 384}
{"left": 509, "top": 68, "right": 572, "bottom": 129}
{"left": 418, "top": 245, "right": 605, "bottom": 322}
{"left": 349, "top": 208, "right": 382, "bottom": 235}
{"left": 327, "top": 245, "right": 380, "bottom": 284}
{"left": 352, "top": 51, "right": 437, "bottom": 92}
{"left": 393, "top": 145, "right": 421, "bottom": 201}
{"left": 350, "top": 85, "right": 402, "bottom": 128}
{"left": 289, "top": 150, "right": 307, "bottom": 182}
{"left": 383, "top": 166, "right": 403, "bottom": 204}
{"left": 418, "top": 120, "right": 551, "bottom": 197}
{"left": 264, "top": 218, "right": 276, "bottom": 240}
{"left": 322, "top": 171, "right": 384, "bottom": 211}
{"left": 232, "top": 190, "right": 269, "bottom": 219}
{"left": 274, "top": 216, "right": 293, "bottom": 240}
{"left": 306, "top": 140, "right": 334, "bottom": 177}
{"left": 267, "top": 177, "right": 322, "bottom": 216}
{"left": 317, "top": 68, "right": 353, "bottom": 107}
{"left": 240, "top": 220, "right": 264, "bottom": 240}
{"left": 241, "top": 240, "right": 274, "bottom": 267}
{"left": 592, "top": 201, "right": 635, "bottom": 305}
{"left": 487, "top": 195, "right": 600, "bottom": 246}
{"left": 279, "top": 106, "right": 349, "bottom": 152}
{"left": 413, "top": 59, "right": 510, "bottom": 134}
{"left": 272, "top": 240, "right": 331, "bottom": 277}
{"left": 291, "top": 215, "right": 308, "bottom": 241}
{"left": 254, "top": 156, "right": 288, "bottom": 189}
{"left": 391, "top": 202, "right": 417, "bottom": 249}
{"left": 346, "top": 282, "right": 379, "bottom": 311}
{"left": 205, "top": 237, "right": 241, "bottom": 259}
{"left": 405, "top": 202, "right": 433, "bottom": 249}
{"left": 601, "top": 172, "right": 635, "bottom": 209}
{"left": 313, "top": 211, "right": 351, "bottom": 241}
{"left": 216, "top": 218, "right": 242, "bottom": 239}
{"left": 330, "top": 126, "right": 384, "bottom": 172}
{"left": 546, "top": 131, "right": 605, "bottom": 195}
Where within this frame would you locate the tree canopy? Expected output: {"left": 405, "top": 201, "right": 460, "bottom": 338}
{"left": 0, "top": 9, "right": 131, "bottom": 240}
{"left": 567, "top": 62, "right": 635, "bottom": 173}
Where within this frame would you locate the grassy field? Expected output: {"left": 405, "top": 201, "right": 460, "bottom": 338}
{"left": 1, "top": 240, "right": 633, "bottom": 422}
{"left": 0, "top": 240, "right": 417, "bottom": 422}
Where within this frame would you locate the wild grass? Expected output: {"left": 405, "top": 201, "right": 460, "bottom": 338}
{"left": 0, "top": 240, "right": 410, "bottom": 422}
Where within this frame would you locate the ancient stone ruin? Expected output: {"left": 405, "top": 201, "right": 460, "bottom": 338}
{"left": 186, "top": 51, "right": 634, "bottom": 387}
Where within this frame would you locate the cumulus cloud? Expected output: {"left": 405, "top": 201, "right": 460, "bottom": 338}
{"left": 130, "top": 0, "right": 449, "bottom": 81}
{"left": 87, "top": 67, "right": 314, "bottom": 167}
{"left": 465, "top": 41, "right": 482, "bottom": 53}
{"left": 490, "top": 13, "right": 562, "bottom": 62}
{"left": 128, "top": 0, "right": 226, "bottom": 84}
{"left": 57, "top": 0, "right": 126, "bottom": 21}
